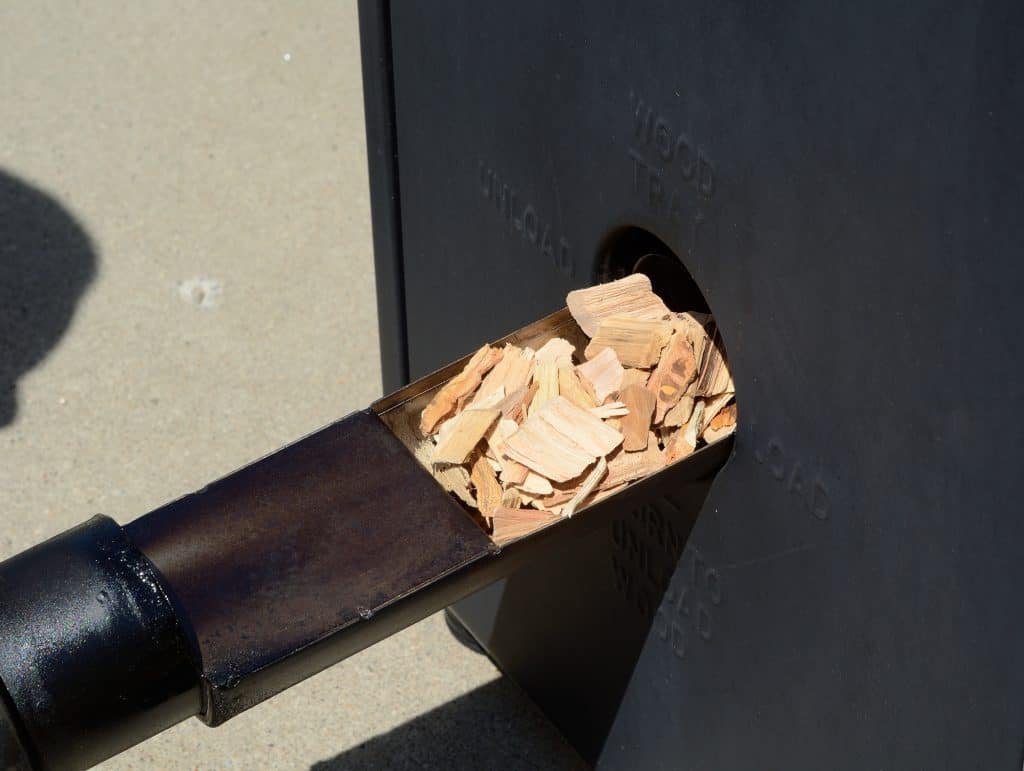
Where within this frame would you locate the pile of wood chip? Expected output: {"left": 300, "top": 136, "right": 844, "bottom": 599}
{"left": 418, "top": 275, "right": 736, "bottom": 545}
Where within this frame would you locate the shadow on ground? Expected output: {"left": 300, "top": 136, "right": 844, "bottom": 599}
{"left": 310, "top": 679, "right": 588, "bottom": 771}
{"left": 0, "top": 169, "right": 97, "bottom": 428}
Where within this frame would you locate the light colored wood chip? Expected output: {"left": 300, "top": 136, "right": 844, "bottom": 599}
{"left": 517, "top": 491, "right": 544, "bottom": 508}
{"left": 620, "top": 368, "right": 650, "bottom": 389}
{"left": 470, "top": 454, "right": 503, "bottom": 517}
{"left": 516, "top": 471, "right": 555, "bottom": 496}
{"left": 603, "top": 438, "right": 664, "bottom": 488}
{"left": 693, "top": 328, "right": 733, "bottom": 396}
{"left": 562, "top": 457, "right": 608, "bottom": 518}
{"left": 585, "top": 481, "right": 629, "bottom": 505}
{"left": 703, "top": 404, "right": 738, "bottom": 443}
{"left": 528, "top": 361, "right": 559, "bottom": 416}
{"left": 590, "top": 401, "right": 629, "bottom": 419}
{"left": 538, "top": 487, "right": 578, "bottom": 509}
{"left": 500, "top": 488, "right": 522, "bottom": 508}
{"left": 468, "top": 385, "right": 505, "bottom": 411}
{"left": 501, "top": 418, "right": 596, "bottom": 482}
{"left": 534, "top": 396, "right": 624, "bottom": 458}
{"left": 663, "top": 395, "right": 695, "bottom": 428}
{"left": 490, "top": 506, "right": 559, "bottom": 546}
{"left": 700, "top": 392, "right": 735, "bottom": 432}
{"left": 420, "top": 345, "right": 504, "bottom": 435}
{"left": 487, "top": 419, "right": 531, "bottom": 486}
{"left": 575, "top": 347, "right": 625, "bottom": 404}
{"left": 497, "top": 455, "right": 530, "bottom": 486}
{"left": 469, "top": 345, "right": 535, "bottom": 409}
{"left": 496, "top": 382, "right": 537, "bottom": 423}
{"left": 665, "top": 400, "right": 705, "bottom": 464}
{"left": 485, "top": 418, "right": 518, "bottom": 458}
{"left": 432, "top": 408, "right": 501, "bottom": 465}
{"left": 557, "top": 366, "right": 597, "bottom": 409}
{"left": 584, "top": 316, "right": 673, "bottom": 368}
{"left": 649, "top": 330, "right": 698, "bottom": 422}
{"left": 566, "top": 274, "right": 670, "bottom": 336}
{"left": 433, "top": 463, "right": 475, "bottom": 507}
{"left": 619, "top": 384, "right": 656, "bottom": 452}
{"left": 683, "top": 399, "right": 705, "bottom": 448}
{"left": 534, "top": 337, "right": 576, "bottom": 366}
{"left": 672, "top": 314, "right": 709, "bottom": 394}
{"left": 432, "top": 411, "right": 459, "bottom": 446}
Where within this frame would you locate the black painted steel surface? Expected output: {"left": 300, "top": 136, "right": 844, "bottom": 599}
{"left": 364, "top": 1, "right": 1024, "bottom": 767}
{"left": 0, "top": 516, "right": 200, "bottom": 770}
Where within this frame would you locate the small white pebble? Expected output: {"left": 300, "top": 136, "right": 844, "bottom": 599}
{"left": 58, "top": 397, "right": 66, "bottom": 406}
{"left": 282, "top": 52, "right": 291, "bottom": 62}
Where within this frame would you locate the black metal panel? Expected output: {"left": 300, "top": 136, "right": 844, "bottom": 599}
{"left": 358, "top": 0, "right": 409, "bottom": 389}
{"left": 382, "top": 2, "right": 1024, "bottom": 768}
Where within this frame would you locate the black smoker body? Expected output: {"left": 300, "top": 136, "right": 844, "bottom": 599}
{"left": 362, "top": 1, "right": 1024, "bottom": 768}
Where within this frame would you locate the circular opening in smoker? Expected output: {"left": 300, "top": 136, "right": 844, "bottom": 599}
{"left": 595, "top": 227, "right": 710, "bottom": 314}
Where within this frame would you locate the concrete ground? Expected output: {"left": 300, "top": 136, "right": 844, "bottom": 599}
{"left": 0, "top": 2, "right": 585, "bottom": 768}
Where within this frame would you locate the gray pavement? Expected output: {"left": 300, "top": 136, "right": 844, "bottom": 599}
{"left": 0, "top": 2, "right": 584, "bottom": 768}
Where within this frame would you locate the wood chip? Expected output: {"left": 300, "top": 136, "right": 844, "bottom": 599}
{"left": 496, "top": 383, "right": 537, "bottom": 423}
{"left": 528, "top": 361, "right": 559, "bottom": 416}
{"left": 585, "top": 481, "right": 629, "bottom": 505}
{"left": 683, "top": 400, "right": 705, "bottom": 448}
{"left": 433, "top": 463, "right": 474, "bottom": 507}
{"left": 703, "top": 403, "right": 737, "bottom": 443}
{"left": 619, "top": 384, "right": 656, "bottom": 452}
{"left": 575, "top": 347, "right": 624, "bottom": 403}
{"left": 420, "top": 345, "right": 504, "bottom": 435}
{"left": 469, "top": 345, "right": 535, "bottom": 409}
{"left": 700, "top": 392, "right": 735, "bottom": 432}
{"left": 673, "top": 313, "right": 709, "bottom": 395}
{"left": 590, "top": 401, "right": 629, "bottom": 419}
{"left": 538, "top": 487, "right": 578, "bottom": 510}
{"left": 562, "top": 457, "right": 608, "bottom": 518}
{"left": 665, "top": 400, "right": 705, "bottom": 464}
{"left": 488, "top": 418, "right": 531, "bottom": 487}
{"left": 502, "top": 396, "right": 621, "bottom": 482}
{"left": 557, "top": 366, "right": 597, "bottom": 409}
{"left": 584, "top": 316, "right": 673, "bottom": 368}
{"left": 663, "top": 395, "right": 695, "bottom": 428}
{"left": 566, "top": 274, "right": 670, "bottom": 336}
{"left": 467, "top": 385, "right": 505, "bottom": 411}
{"left": 534, "top": 337, "right": 576, "bottom": 367}
{"left": 534, "top": 396, "right": 623, "bottom": 457}
{"left": 501, "top": 416, "right": 596, "bottom": 482}
{"left": 516, "top": 471, "right": 555, "bottom": 496}
{"left": 649, "top": 330, "right": 698, "bottom": 422}
{"left": 620, "top": 368, "right": 650, "bottom": 389}
{"left": 470, "top": 454, "right": 503, "bottom": 517}
{"left": 500, "top": 488, "right": 522, "bottom": 508}
{"left": 433, "top": 408, "right": 501, "bottom": 465}
{"left": 693, "top": 328, "right": 733, "bottom": 396}
{"left": 490, "top": 506, "right": 559, "bottom": 546}
{"left": 603, "top": 438, "right": 664, "bottom": 488}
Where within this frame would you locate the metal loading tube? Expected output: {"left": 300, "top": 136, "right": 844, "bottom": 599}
{"left": 0, "top": 405, "right": 731, "bottom": 770}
